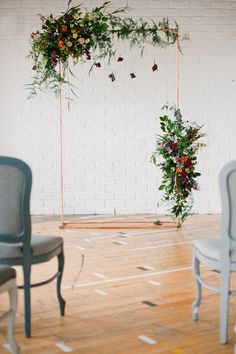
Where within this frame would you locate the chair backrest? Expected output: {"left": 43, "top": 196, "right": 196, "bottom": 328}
{"left": 219, "top": 160, "right": 236, "bottom": 256}
{"left": 0, "top": 156, "right": 32, "bottom": 244}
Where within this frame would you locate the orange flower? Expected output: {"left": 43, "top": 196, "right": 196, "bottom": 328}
{"left": 60, "top": 25, "right": 67, "bottom": 33}
{"left": 58, "top": 40, "right": 64, "bottom": 48}
{"left": 180, "top": 155, "right": 188, "bottom": 163}
{"left": 71, "top": 28, "right": 77, "bottom": 34}
{"left": 176, "top": 168, "right": 183, "bottom": 174}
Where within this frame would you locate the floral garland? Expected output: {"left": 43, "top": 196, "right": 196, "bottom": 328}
{"left": 151, "top": 107, "right": 206, "bottom": 228}
{"left": 28, "top": 1, "right": 181, "bottom": 98}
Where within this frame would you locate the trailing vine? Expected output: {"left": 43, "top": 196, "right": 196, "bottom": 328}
{"left": 151, "top": 106, "right": 206, "bottom": 228}
{"left": 28, "top": 1, "right": 181, "bottom": 98}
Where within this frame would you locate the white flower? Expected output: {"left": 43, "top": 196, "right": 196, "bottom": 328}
{"left": 73, "top": 13, "right": 80, "bottom": 20}
{"left": 78, "top": 37, "right": 85, "bottom": 45}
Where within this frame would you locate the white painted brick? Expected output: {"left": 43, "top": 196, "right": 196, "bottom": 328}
{"left": 106, "top": 184, "right": 127, "bottom": 192}
{"left": 105, "top": 200, "right": 127, "bottom": 209}
{"left": 0, "top": 1, "right": 21, "bottom": 8}
{"left": 96, "top": 192, "right": 115, "bottom": 200}
{"left": 127, "top": 184, "right": 148, "bottom": 192}
{"left": 190, "top": 1, "right": 212, "bottom": 8}
{"left": 115, "top": 192, "right": 136, "bottom": 200}
{"left": 96, "top": 177, "right": 115, "bottom": 185}
{"left": 149, "top": 1, "right": 169, "bottom": 8}
{"left": 88, "top": 184, "right": 105, "bottom": 192}
{"left": 74, "top": 192, "right": 96, "bottom": 200}
{"left": 211, "top": 1, "right": 235, "bottom": 9}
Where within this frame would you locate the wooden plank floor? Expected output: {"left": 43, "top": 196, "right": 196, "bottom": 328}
{"left": 0, "top": 214, "right": 235, "bottom": 353}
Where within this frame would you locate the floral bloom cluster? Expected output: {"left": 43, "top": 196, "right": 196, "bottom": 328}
{"left": 151, "top": 108, "right": 206, "bottom": 227}
{"left": 28, "top": 1, "right": 180, "bottom": 98}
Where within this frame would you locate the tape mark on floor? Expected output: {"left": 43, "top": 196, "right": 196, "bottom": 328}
{"left": 113, "top": 241, "right": 127, "bottom": 245}
{"left": 94, "top": 272, "right": 107, "bottom": 279}
{"left": 141, "top": 265, "right": 155, "bottom": 271}
{"left": 142, "top": 300, "right": 157, "bottom": 307}
{"left": 56, "top": 342, "right": 73, "bottom": 352}
{"left": 148, "top": 280, "right": 161, "bottom": 286}
{"left": 3, "top": 344, "right": 11, "bottom": 352}
{"left": 137, "top": 266, "right": 155, "bottom": 271}
{"left": 172, "top": 349, "right": 183, "bottom": 354}
{"left": 62, "top": 285, "right": 73, "bottom": 289}
{"left": 76, "top": 246, "right": 85, "bottom": 250}
{"left": 95, "top": 289, "right": 107, "bottom": 296}
{"left": 138, "top": 335, "right": 157, "bottom": 344}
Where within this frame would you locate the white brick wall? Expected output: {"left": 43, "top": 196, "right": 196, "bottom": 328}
{"left": 0, "top": 0, "right": 236, "bottom": 215}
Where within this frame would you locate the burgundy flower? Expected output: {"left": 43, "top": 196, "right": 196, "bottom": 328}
{"left": 180, "top": 170, "right": 187, "bottom": 177}
{"left": 51, "top": 51, "right": 58, "bottom": 58}
{"left": 152, "top": 63, "right": 158, "bottom": 72}
{"left": 171, "top": 143, "right": 178, "bottom": 150}
{"left": 95, "top": 62, "right": 101, "bottom": 68}
{"left": 108, "top": 73, "right": 115, "bottom": 82}
{"left": 118, "top": 56, "right": 124, "bottom": 62}
{"left": 184, "top": 160, "right": 191, "bottom": 168}
{"left": 51, "top": 57, "right": 58, "bottom": 67}
{"left": 130, "top": 73, "right": 136, "bottom": 79}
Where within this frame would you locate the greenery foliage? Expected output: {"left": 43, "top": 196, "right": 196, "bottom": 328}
{"left": 151, "top": 107, "right": 206, "bottom": 227}
{"left": 28, "top": 1, "right": 180, "bottom": 97}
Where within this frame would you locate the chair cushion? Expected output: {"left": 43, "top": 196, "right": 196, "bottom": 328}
{"left": 0, "top": 265, "right": 16, "bottom": 285}
{"left": 194, "top": 239, "right": 236, "bottom": 262}
{"left": 0, "top": 235, "right": 63, "bottom": 259}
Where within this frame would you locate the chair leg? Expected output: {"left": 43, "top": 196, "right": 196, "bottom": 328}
{"left": 23, "top": 264, "right": 31, "bottom": 338}
{"left": 7, "top": 280, "right": 20, "bottom": 354}
{"left": 220, "top": 269, "right": 230, "bottom": 344}
{"left": 57, "top": 249, "right": 66, "bottom": 316}
{"left": 192, "top": 253, "right": 201, "bottom": 321}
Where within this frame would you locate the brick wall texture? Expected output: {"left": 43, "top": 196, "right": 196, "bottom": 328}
{"left": 0, "top": 0, "right": 236, "bottom": 215}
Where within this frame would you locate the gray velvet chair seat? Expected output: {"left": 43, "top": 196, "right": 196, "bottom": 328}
{"left": 0, "top": 236, "right": 63, "bottom": 259}
{"left": 0, "top": 265, "right": 16, "bottom": 285}
{"left": 194, "top": 239, "right": 236, "bottom": 263}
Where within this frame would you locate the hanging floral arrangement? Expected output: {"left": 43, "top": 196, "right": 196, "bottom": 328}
{"left": 151, "top": 107, "right": 206, "bottom": 228}
{"left": 28, "top": 1, "right": 181, "bottom": 97}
